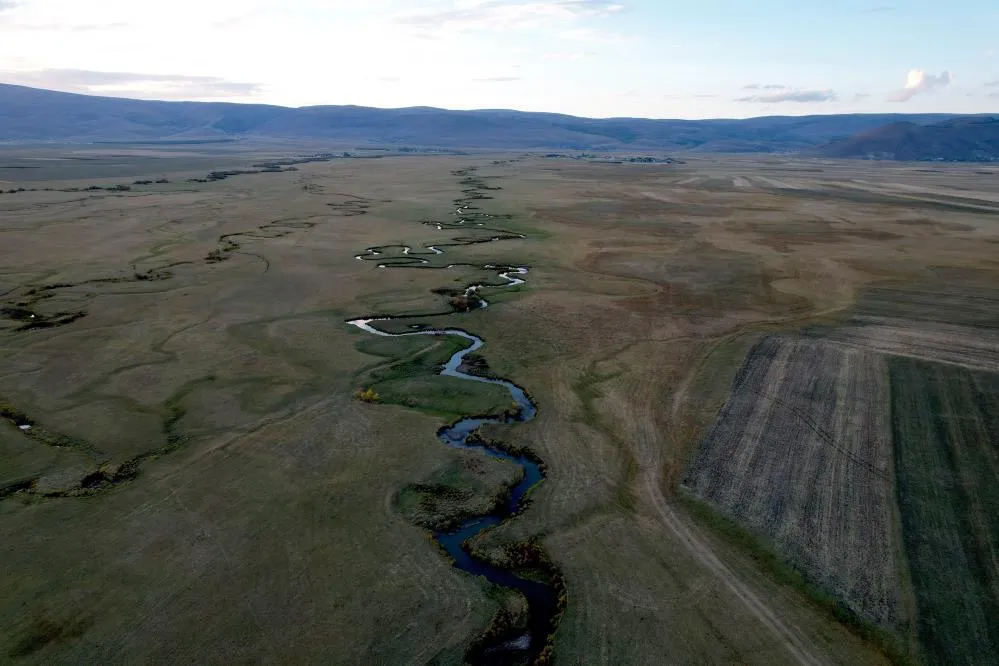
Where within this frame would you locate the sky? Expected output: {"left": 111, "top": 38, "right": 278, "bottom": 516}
{"left": 0, "top": 0, "right": 997, "bottom": 119}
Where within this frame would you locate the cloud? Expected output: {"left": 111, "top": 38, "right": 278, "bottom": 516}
{"left": 0, "top": 69, "right": 262, "bottom": 99}
{"left": 742, "top": 83, "right": 787, "bottom": 90}
{"left": 736, "top": 89, "right": 837, "bottom": 103}
{"left": 986, "top": 80, "right": 999, "bottom": 87}
{"left": 542, "top": 50, "right": 593, "bottom": 60}
{"left": 472, "top": 76, "right": 522, "bottom": 83}
{"left": 662, "top": 93, "right": 716, "bottom": 100}
{"left": 554, "top": 26, "right": 627, "bottom": 43}
{"left": 15, "top": 21, "right": 130, "bottom": 31}
{"left": 853, "top": 93, "right": 871, "bottom": 101}
{"left": 0, "top": 0, "right": 16, "bottom": 10}
{"left": 888, "top": 69, "right": 951, "bottom": 102}
{"left": 394, "top": 0, "right": 623, "bottom": 32}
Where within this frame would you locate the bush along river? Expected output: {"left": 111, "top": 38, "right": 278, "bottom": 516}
{"left": 346, "top": 168, "right": 565, "bottom": 665}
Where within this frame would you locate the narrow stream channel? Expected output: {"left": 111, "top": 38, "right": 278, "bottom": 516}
{"left": 346, "top": 174, "right": 559, "bottom": 664}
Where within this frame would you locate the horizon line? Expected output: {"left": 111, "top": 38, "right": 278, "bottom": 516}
{"left": 0, "top": 81, "right": 992, "bottom": 124}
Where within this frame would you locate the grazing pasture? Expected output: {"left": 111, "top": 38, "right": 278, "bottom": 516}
{"left": 2, "top": 148, "right": 998, "bottom": 663}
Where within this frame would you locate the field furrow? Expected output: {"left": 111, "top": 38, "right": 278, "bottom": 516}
{"left": 685, "top": 336, "right": 901, "bottom": 628}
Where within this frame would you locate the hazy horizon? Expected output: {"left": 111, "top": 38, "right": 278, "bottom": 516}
{"left": 1, "top": 0, "right": 997, "bottom": 120}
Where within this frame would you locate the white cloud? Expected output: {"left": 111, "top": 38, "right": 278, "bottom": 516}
{"left": 742, "top": 83, "right": 787, "bottom": 90}
{"left": 394, "top": 1, "right": 623, "bottom": 33}
{"left": 554, "top": 26, "right": 627, "bottom": 43}
{"left": 888, "top": 69, "right": 951, "bottom": 102}
{"left": 15, "top": 20, "right": 129, "bottom": 31}
{"left": 0, "top": 0, "right": 642, "bottom": 113}
{"left": 472, "top": 76, "right": 521, "bottom": 82}
{"left": 0, "top": 68, "right": 262, "bottom": 99}
{"left": 542, "top": 50, "right": 592, "bottom": 60}
{"left": 736, "top": 89, "right": 837, "bottom": 103}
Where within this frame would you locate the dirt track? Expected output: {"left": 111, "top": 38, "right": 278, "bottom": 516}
{"left": 643, "top": 471, "right": 826, "bottom": 666}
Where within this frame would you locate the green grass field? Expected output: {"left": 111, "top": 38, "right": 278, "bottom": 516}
{"left": 354, "top": 334, "right": 514, "bottom": 420}
{"left": 890, "top": 358, "right": 999, "bottom": 663}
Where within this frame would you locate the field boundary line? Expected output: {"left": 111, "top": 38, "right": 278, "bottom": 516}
{"left": 644, "top": 473, "right": 826, "bottom": 665}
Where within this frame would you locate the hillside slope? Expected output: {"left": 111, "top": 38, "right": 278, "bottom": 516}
{"left": 815, "top": 116, "right": 999, "bottom": 161}
{"left": 0, "top": 82, "right": 967, "bottom": 151}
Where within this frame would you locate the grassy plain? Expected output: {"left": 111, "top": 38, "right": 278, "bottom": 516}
{"left": 1, "top": 147, "right": 998, "bottom": 663}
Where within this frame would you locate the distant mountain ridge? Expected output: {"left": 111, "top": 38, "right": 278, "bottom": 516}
{"left": 0, "top": 82, "right": 977, "bottom": 153}
{"left": 813, "top": 116, "right": 999, "bottom": 161}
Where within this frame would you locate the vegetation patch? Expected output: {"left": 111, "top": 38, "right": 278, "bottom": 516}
{"left": 371, "top": 375, "right": 510, "bottom": 420}
{"left": 355, "top": 335, "right": 512, "bottom": 419}
{"left": 355, "top": 387, "right": 380, "bottom": 403}
{"left": 457, "top": 352, "right": 495, "bottom": 379}
{"left": 8, "top": 613, "right": 92, "bottom": 658}
{"left": 0, "top": 399, "right": 99, "bottom": 457}
{"left": 432, "top": 287, "right": 484, "bottom": 312}
{"left": 466, "top": 589, "right": 530, "bottom": 664}
{"left": 0, "top": 398, "right": 145, "bottom": 499}
{"left": 395, "top": 455, "right": 522, "bottom": 532}
{"left": 889, "top": 357, "right": 999, "bottom": 663}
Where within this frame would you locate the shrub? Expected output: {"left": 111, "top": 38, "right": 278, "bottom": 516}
{"left": 356, "top": 388, "right": 380, "bottom": 403}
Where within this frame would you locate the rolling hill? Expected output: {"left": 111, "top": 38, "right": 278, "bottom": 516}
{"left": 814, "top": 116, "right": 999, "bottom": 161}
{"left": 0, "top": 82, "right": 972, "bottom": 152}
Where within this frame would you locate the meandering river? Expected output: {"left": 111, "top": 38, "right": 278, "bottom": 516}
{"left": 346, "top": 174, "right": 558, "bottom": 664}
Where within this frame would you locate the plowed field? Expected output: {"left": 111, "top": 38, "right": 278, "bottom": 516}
{"left": 685, "top": 336, "right": 902, "bottom": 627}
